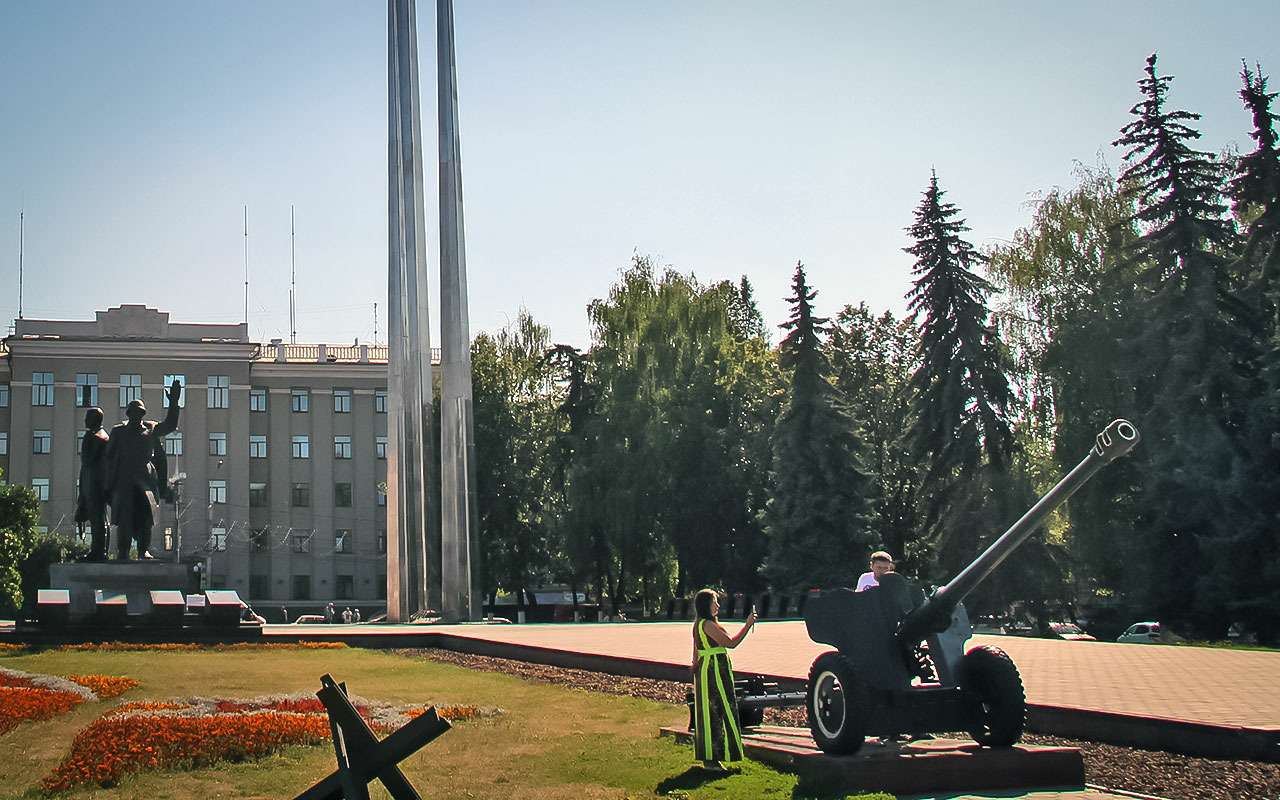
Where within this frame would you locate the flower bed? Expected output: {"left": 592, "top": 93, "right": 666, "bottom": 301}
{"left": 66, "top": 675, "right": 140, "bottom": 699}
{"left": 41, "top": 693, "right": 497, "bottom": 792}
{"left": 0, "top": 668, "right": 129, "bottom": 737}
{"left": 54, "top": 642, "right": 347, "bottom": 653}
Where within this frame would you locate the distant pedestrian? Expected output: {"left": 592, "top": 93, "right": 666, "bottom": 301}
{"left": 342, "top": 607, "right": 353, "bottom": 624}
{"left": 281, "top": 605, "right": 289, "bottom": 624}
{"left": 325, "top": 602, "right": 336, "bottom": 624}
{"left": 353, "top": 608, "right": 362, "bottom": 623}
{"left": 691, "top": 589, "right": 755, "bottom": 773}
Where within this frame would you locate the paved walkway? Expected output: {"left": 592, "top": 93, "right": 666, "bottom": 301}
{"left": 338, "top": 620, "right": 1278, "bottom": 732}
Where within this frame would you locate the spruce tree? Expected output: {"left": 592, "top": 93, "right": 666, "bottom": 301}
{"left": 762, "top": 263, "right": 878, "bottom": 590}
{"left": 1112, "top": 53, "right": 1243, "bottom": 636}
{"left": 904, "top": 172, "right": 1022, "bottom": 586}
{"left": 1226, "top": 62, "right": 1280, "bottom": 644}
{"left": 1232, "top": 62, "right": 1280, "bottom": 301}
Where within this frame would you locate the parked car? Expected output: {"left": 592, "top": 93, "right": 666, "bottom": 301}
{"left": 1117, "top": 621, "right": 1162, "bottom": 643}
{"left": 1047, "top": 621, "right": 1097, "bottom": 641}
{"left": 291, "top": 614, "right": 327, "bottom": 624}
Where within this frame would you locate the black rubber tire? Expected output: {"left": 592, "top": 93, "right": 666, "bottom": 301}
{"left": 960, "top": 645, "right": 1026, "bottom": 747}
{"left": 739, "top": 705, "right": 765, "bottom": 728}
{"left": 805, "top": 651, "right": 865, "bottom": 754}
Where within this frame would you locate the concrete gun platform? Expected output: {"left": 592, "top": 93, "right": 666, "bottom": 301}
{"left": 661, "top": 724, "right": 1088, "bottom": 797}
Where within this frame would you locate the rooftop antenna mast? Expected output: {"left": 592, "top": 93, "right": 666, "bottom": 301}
{"left": 289, "top": 205, "right": 297, "bottom": 344}
{"left": 373, "top": 302, "right": 378, "bottom": 344}
{"left": 243, "top": 205, "right": 249, "bottom": 328}
{"left": 17, "top": 210, "right": 24, "bottom": 320}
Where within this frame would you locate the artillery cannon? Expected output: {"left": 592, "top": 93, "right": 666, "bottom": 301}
{"left": 792, "top": 419, "right": 1139, "bottom": 754}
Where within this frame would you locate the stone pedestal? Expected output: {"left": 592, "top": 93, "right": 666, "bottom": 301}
{"left": 49, "top": 561, "right": 194, "bottom": 618}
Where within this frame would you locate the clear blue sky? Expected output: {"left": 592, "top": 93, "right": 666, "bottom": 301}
{"left": 1, "top": 2, "right": 1276, "bottom": 347}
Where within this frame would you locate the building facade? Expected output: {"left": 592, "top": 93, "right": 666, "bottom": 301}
{"left": 0, "top": 306, "right": 427, "bottom": 617}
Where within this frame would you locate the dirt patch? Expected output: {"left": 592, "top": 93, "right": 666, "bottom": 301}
{"left": 399, "top": 647, "right": 1280, "bottom": 800}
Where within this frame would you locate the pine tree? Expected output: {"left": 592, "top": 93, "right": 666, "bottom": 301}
{"left": 762, "top": 263, "right": 878, "bottom": 590}
{"left": 1112, "top": 53, "right": 1243, "bottom": 636}
{"left": 904, "top": 172, "right": 1023, "bottom": 586}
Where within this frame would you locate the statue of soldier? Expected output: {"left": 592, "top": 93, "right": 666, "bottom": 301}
{"left": 74, "top": 407, "right": 111, "bottom": 561}
{"left": 105, "top": 379, "right": 182, "bottom": 560}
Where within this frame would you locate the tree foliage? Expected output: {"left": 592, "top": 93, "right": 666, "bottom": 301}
{"left": 762, "top": 263, "right": 878, "bottom": 591}
{"left": 904, "top": 173, "right": 1026, "bottom": 589}
{"left": 0, "top": 470, "right": 42, "bottom": 616}
{"left": 1113, "top": 53, "right": 1246, "bottom": 637}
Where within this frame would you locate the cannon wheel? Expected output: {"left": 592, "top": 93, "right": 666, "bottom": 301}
{"left": 960, "top": 645, "right": 1026, "bottom": 746}
{"left": 805, "top": 652, "right": 865, "bottom": 754}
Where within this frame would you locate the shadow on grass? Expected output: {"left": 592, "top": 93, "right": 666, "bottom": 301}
{"left": 656, "top": 765, "right": 734, "bottom": 793}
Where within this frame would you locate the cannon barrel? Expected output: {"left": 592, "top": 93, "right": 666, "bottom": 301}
{"left": 896, "top": 418, "right": 1140, "bottom": 646}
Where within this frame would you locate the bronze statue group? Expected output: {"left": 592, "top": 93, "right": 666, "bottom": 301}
{"left": 75, "top": 379, "right": 182, "bottom": 561}
{"left": 689, "top": 551, "right": 895, "bottom": 773}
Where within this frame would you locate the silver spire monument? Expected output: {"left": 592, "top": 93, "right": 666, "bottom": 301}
{"left": 386, "top": 0, "right": 435, "bottom": 622}
{"left": 437, "top": 0, "right": 480, "bottom": 621}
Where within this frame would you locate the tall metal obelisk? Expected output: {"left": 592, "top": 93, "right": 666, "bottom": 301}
{"left": 386, "top": 0, "right": 436, "bottom": 622}
{"left": 437, "top": 0, "right": 481, "bottom": 622}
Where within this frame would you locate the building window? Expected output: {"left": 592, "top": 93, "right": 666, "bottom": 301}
{"left": 207, "top": 375, "right": 230, "bottom": 409}
{"left": 250, "top": 387, "right": 267, "bottom": 412}
{"left": 31, "top": 478, "right": 50, "bottom": 501}
{"left": 335, "top": 529, "right": 352, "bottom": 554}
{"left": 291, "top": 388, "right": 309, "bottom": 413}
{"left": 334, "top": 389, "right": 352, "bottom": 414}
{"left": 0, "top": 383, "right": 8, "bottom": 407}
{"left": 119, "top": 374, "right": 142, "bottom": 407}
{"left": 249, "top": 575, "right": 269, "bottom": 598}
{"left": 209, "top": 480, "right": 227, "bottom": 504}
{"left": 208, "top": 432, "right": 227, "bottom": 456}
{"left": 31, "top": 372, "right": 54, "bottom": 406}
{"left": 0, "top": 432, "right": 7, "bottom": 456}
{"left": 375, "top": 436, "right": 388, "bottom": 459}
{"left": 162, "top": 374, "right": 187, "bottom": 408}
{"left": 163, "top": 527, "right": 174, "bottom": 551}
{"left": 292, "top": 533, "right": 311, "bottom": 554}
{"left": 335, "top": 483, "right": 353, "bottom": 508}
{"left": 377, "top": 530, "right": 387, "bottom": 554}
{"left": 32, "top": 430, "right": 52, "bottom": 454}
{"left": 248, "top": 482, "right": 267, "bottom": 508}
{"left": 249, "top": 435, "right": 267, "bottom": 459}
{"left": 375, "top": 390, "right": 387, "bottom": 413}
{"left": 291, "top": 575, "right": 311, "bottom": 601}
{"left": 251, "top": 528, "right": 270, "bottom": 552}
{"left": 334, "top": 436, "right": 352, "bottom": 460}
{"left": 291, "top": 482, "right": 310, "bottom": 507}
{"left": 336, "top": 574, "right": 355, "bottom": 600}
{"left": 163, "top": 431, "right": 183, "bottom": 456}
{"left": 291, "top": 435, "right": 310, "bottom": 459}
{"left": 210, "top": 527, "right": 227, "bottom": 551}
{"left": 75, "top": 373, "right": 99, "bottom": 407}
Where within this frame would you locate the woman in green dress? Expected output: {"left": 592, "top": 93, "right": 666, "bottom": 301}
{"left": 691, "top": 588, "right": 757, "bottom": 772}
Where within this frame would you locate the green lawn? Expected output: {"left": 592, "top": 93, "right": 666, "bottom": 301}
{"left": 0, "top": 646, "right": 889, "bottom": 800}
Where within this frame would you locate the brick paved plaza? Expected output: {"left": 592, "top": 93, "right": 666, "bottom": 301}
{"left": 420, "top": 620, "right": 1279, "bottom": 732}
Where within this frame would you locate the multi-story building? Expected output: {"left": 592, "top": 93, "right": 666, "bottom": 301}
{"left": 0, "top": 305, "right": 425, "bottom": 617}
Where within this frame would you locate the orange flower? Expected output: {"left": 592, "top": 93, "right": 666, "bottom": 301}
{"left": 0, "top": 687, "right": 84, "bottom": 737}
{"left": 54, "top": 642, "right": 347, "bottom": 653}
{"left": 39, "top": 694, "right": 494, "bottom": 792}
{"left": 65, "top": 675, "right": 140, "bottom": 699}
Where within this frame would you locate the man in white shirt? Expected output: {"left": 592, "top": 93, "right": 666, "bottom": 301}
{"left": 855, "top": 551, "right": 895, "bottom": 591}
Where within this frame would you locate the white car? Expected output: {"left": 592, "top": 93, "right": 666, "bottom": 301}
{"left": 1118, "top": 621, "right": 1162, "bottom": 643}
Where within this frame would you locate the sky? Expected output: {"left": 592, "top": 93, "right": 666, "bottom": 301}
{"left": 1, "top": 2, "right": 1277, "bottom": 348}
